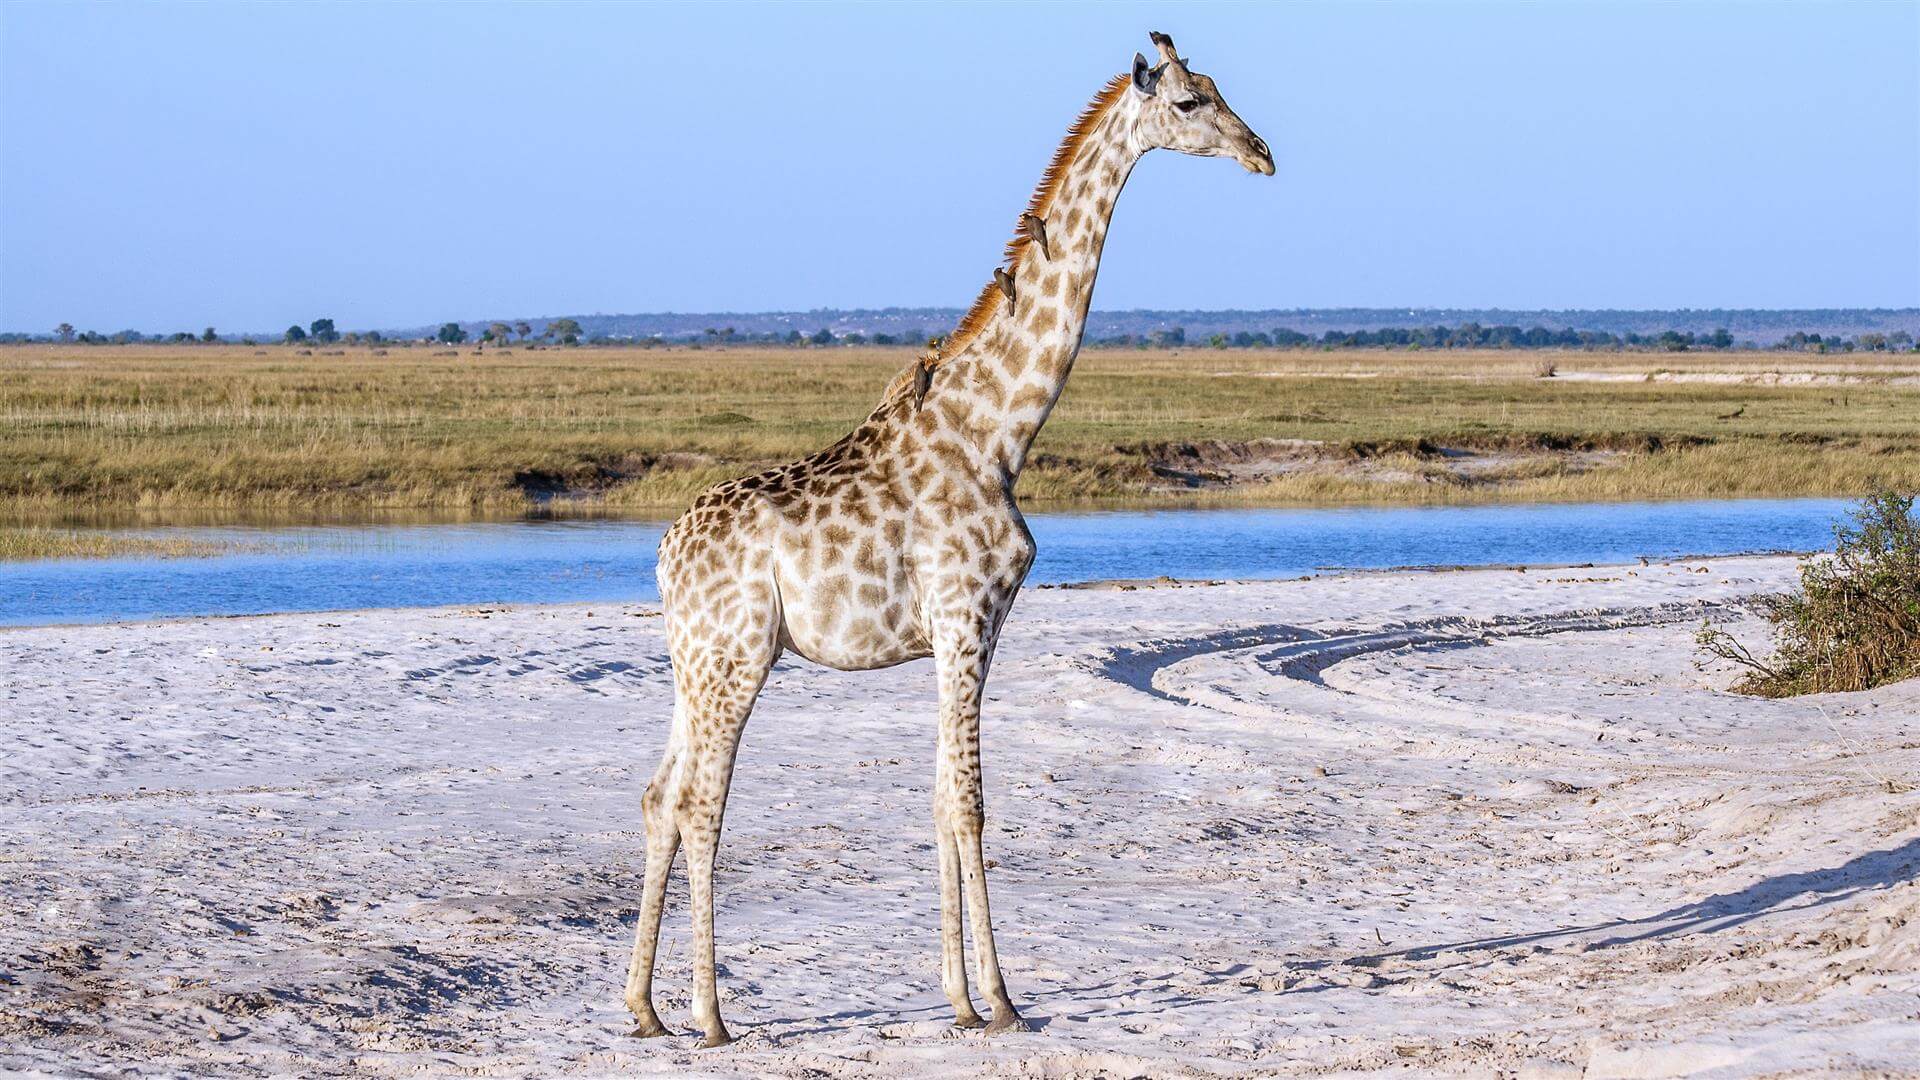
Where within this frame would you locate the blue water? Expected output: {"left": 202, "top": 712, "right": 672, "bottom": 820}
{"left": 0, "top": 498, "right": 1848, "bottom": 628}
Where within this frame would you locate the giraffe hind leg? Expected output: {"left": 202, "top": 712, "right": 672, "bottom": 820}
{"left": 624, "top": 626, "right": 776, "bottom": 1045}
{"left": 679, "top": 650, "right": 773, "bottom": 1048}
{"left": 624, "top": 731, "right": 684, "bottom": 1037}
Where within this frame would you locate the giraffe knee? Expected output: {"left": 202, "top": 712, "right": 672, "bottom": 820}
{"left": 942, "top": 800, "right": 985, "bottom": 834}
{"left": 642, "top": 779, "right": 676, "bottom": 834}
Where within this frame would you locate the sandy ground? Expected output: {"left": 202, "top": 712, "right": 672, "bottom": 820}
{"left": 3, "top": 557, "right": 1917, "bottom": 1078}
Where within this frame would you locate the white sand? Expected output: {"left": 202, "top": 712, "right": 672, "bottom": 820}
{"left": 3, "top": 556, "right": 1917, "bottom": 1078}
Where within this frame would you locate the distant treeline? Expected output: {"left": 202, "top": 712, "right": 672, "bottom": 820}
{"left": 1086, "top": 324, "right": 1919, "bottom": 353}
{"left": 21, "top": 307, "right": 1920, "bottom": 347}
{"left": 415, "top": 306, "right": 1920, "bottom": 344}
{"left": 12, "top": 318, "right": 1917, "bottom": 354}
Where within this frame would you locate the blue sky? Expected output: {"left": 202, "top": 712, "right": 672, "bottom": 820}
{"left": 2, "top": 1, "right": 1915, "bottom": 333}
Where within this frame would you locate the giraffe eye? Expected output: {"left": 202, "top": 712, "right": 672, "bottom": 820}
{"left": 1174, "top": 97, "right": 1203, "bottom": 114}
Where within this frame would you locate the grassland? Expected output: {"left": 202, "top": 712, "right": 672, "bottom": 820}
{"left": 3, "top": 343, "right": 1918, "bottom": 517}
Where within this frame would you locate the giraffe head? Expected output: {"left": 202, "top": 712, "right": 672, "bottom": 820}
{"left": 1130, "top": 32, "right": 1274, "bottom": 176}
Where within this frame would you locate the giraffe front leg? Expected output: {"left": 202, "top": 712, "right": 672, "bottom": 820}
{"left": 935, "top": 811, "right": 987, "bottom": 1028}
{"left": 953, "top": 809, "right": 1025, "bottom": 1033}
{"left": 933, "top": 617, "right": 1027, "bottom": 1035}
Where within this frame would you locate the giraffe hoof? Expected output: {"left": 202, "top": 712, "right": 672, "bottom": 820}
{"left": 984, "top": 1008, "right": 1030, "bottom": 1034}
{"left": 700, "top": 1025, "right": 734, "bottom": 1049}
{"left": 628, "top": 1018, "right": 669, "bottom": 1039}
{"left": 952, "top": 1011, "right": 988, "bottom": 1030}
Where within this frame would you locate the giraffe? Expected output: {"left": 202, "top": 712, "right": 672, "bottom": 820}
{"left": 623, "top": 31, "right": 1273, "bottom": 1047}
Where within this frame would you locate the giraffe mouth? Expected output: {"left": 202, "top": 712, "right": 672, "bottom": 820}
{"left": 1237, "top": 136, "right": 1276, "bottom": 176}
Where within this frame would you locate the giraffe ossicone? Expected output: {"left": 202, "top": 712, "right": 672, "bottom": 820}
{"left": 623, "top": 30, "right": 1272, "bottom": 1048}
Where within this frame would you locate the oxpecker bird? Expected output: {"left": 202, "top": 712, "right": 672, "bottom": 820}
{"left": 1022, "top": 213, "right": 1051, "bottom": 259}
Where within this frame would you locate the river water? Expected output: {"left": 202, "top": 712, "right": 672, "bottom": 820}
{"left": 0, "top": 498, "right": 1847, "bottom": 627}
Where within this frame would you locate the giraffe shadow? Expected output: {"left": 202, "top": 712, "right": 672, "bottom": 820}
{"left": 1347, "top": 834, "right": 1920, "bottom": 969}
{"left": 866, "top": 836, "right": 1920, "bottom": 1033}
{"left": 768, "top": 1001, "right": 1057, "bottom": 1041}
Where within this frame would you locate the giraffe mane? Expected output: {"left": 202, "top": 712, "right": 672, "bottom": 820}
{"left": 941, "top": 73, "right": 1133, "bottom": 360}
{"left": 880, "top": 72, "right": 1131, "bottom": 406}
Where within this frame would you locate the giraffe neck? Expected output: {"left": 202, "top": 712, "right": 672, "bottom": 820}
{"left": 939, "top": 83, "right": 1144, "bottom": 482}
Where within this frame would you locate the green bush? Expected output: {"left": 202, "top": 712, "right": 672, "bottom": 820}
{"left": 1700, "top": 488, "right": 1920, "bottom": 696}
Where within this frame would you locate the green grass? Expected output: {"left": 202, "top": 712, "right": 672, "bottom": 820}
{"left": 4, "top": 343, "right": 1919, "bottom": 514}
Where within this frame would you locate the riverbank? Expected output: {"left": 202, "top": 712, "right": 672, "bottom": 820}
{"left": 4, "top": 345, "right": 1918, "bottom": 514}
{"left": 4, "top": 557, "right": 1916, "bottom": 1075}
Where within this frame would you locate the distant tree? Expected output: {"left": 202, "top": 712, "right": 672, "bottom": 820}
{"left": 55, "top": 322, "right": 74, "bottom": 343}
{"left": 810, "top": 327, "right": 834, "bottom": 346}
{"left": 547, "top": 318, "right": 582, "bottom": 345}
{"left": 488, "top": 322, "right": 512, "bottom": 344}
{"left": 1890, "top": 331, "right": 1914, "bottom": 351}
{"left": 1709, "top": 328, "right": 1733, "bottom": 350}
{"left": 872, "top": 333, "right": 898, "bottom": 346}
{"left": 309, "top": 318, "right": 339, "bottom": 344}
{"left": 842, "top": 332, "right": 867, "bottom": 345}
{"left": 201, "top": 326, "right": 218, "bottom": 343}
{"left": 285, "top": 324, "right": 308, "bottom": 344}
{"left": 1208, "top": 333, "right": 1228, "bottom": 349}
{"left": 514, "top": 321, "right": 532, "bottom": 340}
{"left": 437, "top": 322, "right": 467, "bottom": 344}
{"left": 784, "top": 329, "right": 804, "bottom": 345}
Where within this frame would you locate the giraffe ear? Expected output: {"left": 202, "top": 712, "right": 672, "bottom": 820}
{"left": 1131, "top": 52, "right": 1163, "bottom": 96}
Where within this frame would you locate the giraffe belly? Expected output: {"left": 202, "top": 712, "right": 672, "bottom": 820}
{"left": 778, "top": 599, "right": 929, "bottom": 670}
{"left": 774, "top": 565, "right": 928, "bottom": 672}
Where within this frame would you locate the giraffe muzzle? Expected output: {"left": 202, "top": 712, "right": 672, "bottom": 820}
{"left": 1241, "top": 135, "right": 1275, "bottom": 176}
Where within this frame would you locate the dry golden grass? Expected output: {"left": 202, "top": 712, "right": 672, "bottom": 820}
{"left": 3, "top": 343, "right": 1919, "bottom": 514}
{"left": 0, "top": 526, "right": 227, "bottom": 561}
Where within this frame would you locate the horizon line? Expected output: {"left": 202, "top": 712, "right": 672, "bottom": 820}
{"left": 10, "top": 304, "right": 1920, "bottom": 338}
